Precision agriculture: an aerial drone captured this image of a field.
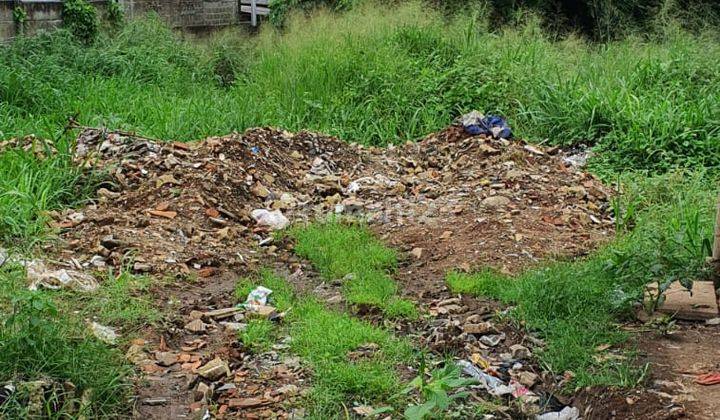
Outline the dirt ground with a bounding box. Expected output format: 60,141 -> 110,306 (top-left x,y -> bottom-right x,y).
39,126 -> 718,418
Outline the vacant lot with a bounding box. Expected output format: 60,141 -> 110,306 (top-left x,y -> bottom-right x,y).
1,1 -> 718,419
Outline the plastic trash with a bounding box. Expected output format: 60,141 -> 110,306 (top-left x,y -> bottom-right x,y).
26,260 -> 99,292
250,209 -> 290,230
480,332 -> 505,347
459,110 -> 512,139
0,248 -> 7,268
457,360 -> 513,396
243,286 -> 273,306
536,406 -> 580,420
89,322 -> 118,345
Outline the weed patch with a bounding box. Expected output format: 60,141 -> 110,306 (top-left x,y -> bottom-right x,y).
0,144 -> 93,244
0,270 -> 131,417
448,172 -> 717,387
291,218 -> 417,318
56,270 -> 160,333
235,270 -> 413,416
241,319 -> 276,353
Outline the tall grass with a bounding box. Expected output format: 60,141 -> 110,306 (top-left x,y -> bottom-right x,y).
1,4 -> 718,175
0,141 -> 91,244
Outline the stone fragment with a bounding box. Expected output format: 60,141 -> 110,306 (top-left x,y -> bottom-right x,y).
194,382 -> 211,402
510,344 -> 531,360
409,247 -> 423,259
462,322 -> 495,335
197,358 -> 230,381
184,319 -> 207,333
251,182 -> 271,198
155,352 -> 178,367
203,307 -> 242,320
228,397 -> 269,408
481,195 -> 510,208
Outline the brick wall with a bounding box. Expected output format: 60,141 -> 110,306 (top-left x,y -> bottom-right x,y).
0,0 -> 240,41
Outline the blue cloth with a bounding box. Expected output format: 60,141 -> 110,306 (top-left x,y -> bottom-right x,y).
461,111 -> 512,139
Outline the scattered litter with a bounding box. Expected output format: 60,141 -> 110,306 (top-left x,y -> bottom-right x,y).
480,333 -> 505,347
243,286 -> 273,306
26,260 -> 99,292
88,322 -> 118,345
250,209 -> 289,230
457,360 -> 512,396
536,406 -> 580,420
458,110 -> 512,139
0,248 -> 7,268
706,317 -> 720,325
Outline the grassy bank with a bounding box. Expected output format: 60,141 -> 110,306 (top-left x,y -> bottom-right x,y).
0,264 -> 135,418
448,172 -> 717,387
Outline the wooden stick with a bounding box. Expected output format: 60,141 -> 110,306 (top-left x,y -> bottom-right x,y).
713,191 -> 720,267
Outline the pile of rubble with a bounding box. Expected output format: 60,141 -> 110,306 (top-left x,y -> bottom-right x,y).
35,124 -> 623,418
52,125 -> 613,282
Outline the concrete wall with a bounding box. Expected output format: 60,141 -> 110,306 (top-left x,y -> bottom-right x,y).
0,0 -> 241,41
120,0 -> 239,29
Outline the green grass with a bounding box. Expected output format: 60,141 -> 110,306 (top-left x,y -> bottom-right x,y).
240,319 -> 276,353
0,142 -> 93,244
291,218 -> 417,319
448,171 -> 717,387
1,4 -> 718,175
56,270 -> 160,334
0,264 -> 131,418
235,270 -> 413,417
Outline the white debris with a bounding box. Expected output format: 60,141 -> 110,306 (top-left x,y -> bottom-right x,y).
89,322 -> 118,345
250,209 -> 289,230
26,260 -> 99,292
536,406 -> 580,420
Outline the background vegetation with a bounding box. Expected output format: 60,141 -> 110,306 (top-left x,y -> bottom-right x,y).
1,2 -> 719,180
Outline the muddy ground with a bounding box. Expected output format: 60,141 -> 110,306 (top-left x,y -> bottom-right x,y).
39,126 -> 715,418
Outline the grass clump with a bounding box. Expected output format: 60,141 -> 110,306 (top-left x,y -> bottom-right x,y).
57,270 -> 160,333
0,143 -> 92,244
235,268 -> 295,312
235,270 -> 413,416
291,218 -> 417,319
241,319 -> 276,353
448,171 -> 717,387
0,265 -> 131,417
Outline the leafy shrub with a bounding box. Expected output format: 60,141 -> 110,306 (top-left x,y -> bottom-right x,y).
12,6 -> 27,35
105,0 -> 125,28
63,0 -> 99,43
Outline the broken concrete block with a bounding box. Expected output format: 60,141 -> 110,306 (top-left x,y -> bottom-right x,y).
656,281 -> 719,321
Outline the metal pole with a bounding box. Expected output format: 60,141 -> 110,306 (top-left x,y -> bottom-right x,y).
251,0 -> 257,27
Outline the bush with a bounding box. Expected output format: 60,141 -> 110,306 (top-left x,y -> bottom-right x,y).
63,0 -> 99,43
